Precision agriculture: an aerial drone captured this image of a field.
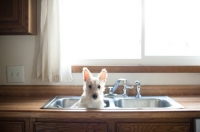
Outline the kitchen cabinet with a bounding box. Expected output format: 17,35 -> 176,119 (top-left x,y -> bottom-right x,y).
0,118 -> 29,132
34,122 -> 107,132
117,123 -> 190,132
31,118 -> 192,132
0,117 -> 192,132
32,118 -> 109,132
0,118 -> 192,132
0,0 -> 37,35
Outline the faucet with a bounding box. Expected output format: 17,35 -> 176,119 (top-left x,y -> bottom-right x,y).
105,78 -> 133,97
112,78 -> 127,93
135,80 -> 141,98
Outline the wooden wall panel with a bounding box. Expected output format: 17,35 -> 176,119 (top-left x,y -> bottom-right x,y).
72,66 -> 200,73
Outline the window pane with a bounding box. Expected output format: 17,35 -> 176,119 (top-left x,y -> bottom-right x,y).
60,0 -> 141,59
145,0 -> 200,56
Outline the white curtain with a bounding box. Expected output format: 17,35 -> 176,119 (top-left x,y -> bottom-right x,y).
37,0 -> 73,82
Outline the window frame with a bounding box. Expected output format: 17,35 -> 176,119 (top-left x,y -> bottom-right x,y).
67,0 -> 200,68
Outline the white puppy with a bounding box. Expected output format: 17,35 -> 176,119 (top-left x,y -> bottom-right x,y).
71,67 -> 107,109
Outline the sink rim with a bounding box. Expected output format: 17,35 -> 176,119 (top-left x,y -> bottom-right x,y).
41,96 -> 184,110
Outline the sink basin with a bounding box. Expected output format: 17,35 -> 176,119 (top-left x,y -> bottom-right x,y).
114,96 -> 184,109
41,96 -> 115,109
41,96 -> 184,109
41,96 -> 80,109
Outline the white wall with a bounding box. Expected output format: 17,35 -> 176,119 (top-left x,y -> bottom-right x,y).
0,0 -> 200,86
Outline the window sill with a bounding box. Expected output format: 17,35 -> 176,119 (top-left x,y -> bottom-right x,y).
72,66 -> 200,73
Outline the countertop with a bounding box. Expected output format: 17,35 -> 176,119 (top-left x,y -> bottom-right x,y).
0,96 -> 200,119
0,85 -> 200,119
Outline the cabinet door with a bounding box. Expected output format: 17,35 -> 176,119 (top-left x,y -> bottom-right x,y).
0,118 -> 30,132
34,122 -> 107,132
0,0 -> 37,35
117,123 -> 190,132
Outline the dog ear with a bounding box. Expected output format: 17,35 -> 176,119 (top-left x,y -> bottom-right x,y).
98,69 -> 107,82
83,67 -> 91,81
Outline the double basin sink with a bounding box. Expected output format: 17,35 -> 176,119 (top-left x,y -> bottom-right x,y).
41,96 -> 184,109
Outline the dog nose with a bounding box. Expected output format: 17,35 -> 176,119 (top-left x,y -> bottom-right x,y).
92,94 -> 98,100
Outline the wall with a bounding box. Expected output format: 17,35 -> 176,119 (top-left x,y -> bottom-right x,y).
0,0 -> 200,86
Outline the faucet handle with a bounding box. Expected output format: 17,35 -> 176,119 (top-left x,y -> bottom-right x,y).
135,80 -> 140,85
104,86 -> 118,97
108,87 -> 114,94
125,85 -> 134,89
123,85 -> 134,97
135,80 -> 141,98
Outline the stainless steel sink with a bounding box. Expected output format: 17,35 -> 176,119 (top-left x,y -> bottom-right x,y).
41,96 -> 184,109
114,96 -> 184,109
41,96 -> 80,109
41,96 -> 115,109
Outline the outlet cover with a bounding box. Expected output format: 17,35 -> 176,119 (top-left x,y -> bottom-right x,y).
7,66 -> 25,83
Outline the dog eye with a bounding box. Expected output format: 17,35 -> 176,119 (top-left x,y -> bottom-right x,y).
97,85 -> 101,89
88,85 -> 92,89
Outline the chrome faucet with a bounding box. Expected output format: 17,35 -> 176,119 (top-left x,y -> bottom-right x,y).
105,78 -> 133,97
112,78 -> 127,93
135,80 -> 141,98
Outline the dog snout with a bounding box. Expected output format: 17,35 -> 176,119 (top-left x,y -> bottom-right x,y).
92,94 -> 98,100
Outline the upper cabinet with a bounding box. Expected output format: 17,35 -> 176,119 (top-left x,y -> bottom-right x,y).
0,0 -> 37,35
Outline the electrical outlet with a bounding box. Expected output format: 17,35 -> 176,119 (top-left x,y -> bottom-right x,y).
6,66 -> 25,83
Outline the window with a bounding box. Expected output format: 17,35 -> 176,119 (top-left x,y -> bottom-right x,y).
145,0 -> 200,56
59,0 -> 200,66
60,0 -> 141,60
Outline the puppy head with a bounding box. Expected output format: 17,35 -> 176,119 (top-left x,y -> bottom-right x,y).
83,67 -> 107,100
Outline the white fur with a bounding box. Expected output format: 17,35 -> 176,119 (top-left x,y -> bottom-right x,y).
71,67 -> 107,109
